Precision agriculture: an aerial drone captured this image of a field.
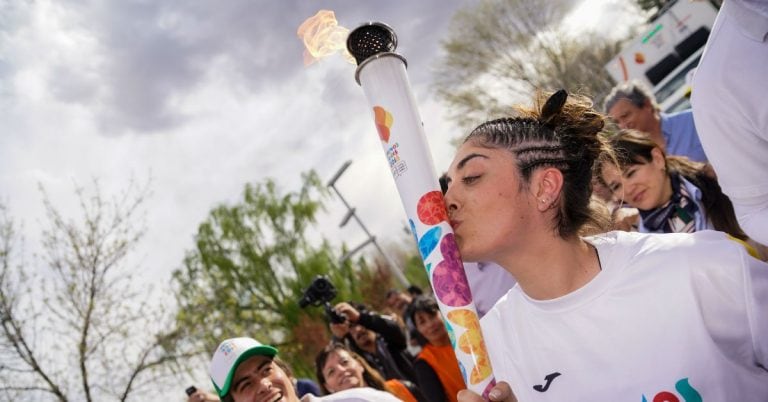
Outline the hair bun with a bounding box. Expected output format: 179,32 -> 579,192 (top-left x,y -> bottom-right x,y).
540,89 -> 568,127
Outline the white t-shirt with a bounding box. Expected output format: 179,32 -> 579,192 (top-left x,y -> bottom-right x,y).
301,387 -> 402,402
481,230 -> 768,401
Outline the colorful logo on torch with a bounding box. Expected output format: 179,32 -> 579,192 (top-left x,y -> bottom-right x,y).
375,105 -> 408,178
373,106 -> 393,143
447,309 -> 493,385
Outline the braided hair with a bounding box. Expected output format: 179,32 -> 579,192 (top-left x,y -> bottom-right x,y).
464,90 -> 611,238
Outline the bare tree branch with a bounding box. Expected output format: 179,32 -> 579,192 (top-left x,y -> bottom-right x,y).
0,180 -> 193,401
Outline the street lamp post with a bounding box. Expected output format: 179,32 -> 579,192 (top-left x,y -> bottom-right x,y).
328,160 -> 409,287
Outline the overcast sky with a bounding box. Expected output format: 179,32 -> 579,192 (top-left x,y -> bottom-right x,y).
1,0 -> 475,288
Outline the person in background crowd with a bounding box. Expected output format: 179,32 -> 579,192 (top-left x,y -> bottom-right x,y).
599,130 -> 765,259
315,342 -> 425,402
209,337 -> 400,402
447,90 -> 768,401
406,296 -> 465,402
384,288 -> 424,357
189,353 -> 321,401
329,301 -> 418,383
461,261 -> 517,318
604,81 -> 707,163
188,359 -> 321,402
691,0 -> 768,245
406,285 -> 423,298
385,289 -> 412,318
279,359 -> 323,398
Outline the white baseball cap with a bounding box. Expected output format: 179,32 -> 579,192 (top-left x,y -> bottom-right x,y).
209,337 -> 278,397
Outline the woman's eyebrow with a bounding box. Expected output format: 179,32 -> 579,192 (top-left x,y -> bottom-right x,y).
456,153 -> 488,170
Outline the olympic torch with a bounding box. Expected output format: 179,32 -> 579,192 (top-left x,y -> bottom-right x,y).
346,22 -> 495,398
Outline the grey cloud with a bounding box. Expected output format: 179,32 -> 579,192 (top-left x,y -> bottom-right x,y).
48,64 -> 99,105
13,0 -> 466,135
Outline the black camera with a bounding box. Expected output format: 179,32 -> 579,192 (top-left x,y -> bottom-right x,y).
299,276 -> 346,324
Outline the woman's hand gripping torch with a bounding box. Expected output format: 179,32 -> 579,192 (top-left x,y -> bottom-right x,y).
346,22 -> 496,399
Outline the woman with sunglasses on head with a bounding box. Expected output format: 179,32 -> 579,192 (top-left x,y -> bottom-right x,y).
447,90 -> 768,402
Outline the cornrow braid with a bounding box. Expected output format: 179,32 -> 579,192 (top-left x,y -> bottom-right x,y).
464,90 -> 611,238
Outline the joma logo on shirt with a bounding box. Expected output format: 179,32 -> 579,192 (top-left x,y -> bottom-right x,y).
642,378 -> 702,402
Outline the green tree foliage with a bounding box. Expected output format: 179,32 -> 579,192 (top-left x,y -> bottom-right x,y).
0,182 -> 191,402
433,0 -> 634,134
172,171 -> 375,376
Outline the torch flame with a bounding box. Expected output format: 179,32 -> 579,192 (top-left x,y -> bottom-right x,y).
297,10 -> 355,66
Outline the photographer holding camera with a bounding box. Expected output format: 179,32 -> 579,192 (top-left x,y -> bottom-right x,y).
328,301 -> 418,385
299,276 -> 418,385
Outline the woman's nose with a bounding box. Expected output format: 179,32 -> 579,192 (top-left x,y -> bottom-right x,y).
444,189 -> 458,215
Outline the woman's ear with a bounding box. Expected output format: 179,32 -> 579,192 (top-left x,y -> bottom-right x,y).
650,147 -> 666,170
534,167 -> 564,211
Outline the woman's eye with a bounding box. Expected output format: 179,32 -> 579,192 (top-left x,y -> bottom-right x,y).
462,175 -> 480,184
624,169 -> 636,179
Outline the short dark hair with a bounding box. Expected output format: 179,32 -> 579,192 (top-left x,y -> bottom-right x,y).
406,285 -> 423,296
405,295 -> 440,346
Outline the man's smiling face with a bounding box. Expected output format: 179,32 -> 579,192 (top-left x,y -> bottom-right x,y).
230,355 -> 299,402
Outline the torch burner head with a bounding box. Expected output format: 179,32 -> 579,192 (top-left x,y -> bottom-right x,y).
346,22 -> 398,65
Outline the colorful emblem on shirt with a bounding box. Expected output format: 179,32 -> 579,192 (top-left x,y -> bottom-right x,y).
641,378 -> 702,402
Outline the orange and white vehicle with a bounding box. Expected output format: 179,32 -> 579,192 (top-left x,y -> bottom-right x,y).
604,0 -> 719,112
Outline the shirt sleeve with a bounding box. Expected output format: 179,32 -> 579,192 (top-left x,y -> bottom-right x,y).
742,245 -> 768,368
692,232 -> 768,371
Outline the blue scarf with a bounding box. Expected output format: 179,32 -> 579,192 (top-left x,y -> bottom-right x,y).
639,174 -> 698,233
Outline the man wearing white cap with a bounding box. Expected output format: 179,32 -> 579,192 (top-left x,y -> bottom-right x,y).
209,337 -> 403,402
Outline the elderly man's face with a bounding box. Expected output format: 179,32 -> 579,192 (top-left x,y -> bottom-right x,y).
608,98 -> 658,135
